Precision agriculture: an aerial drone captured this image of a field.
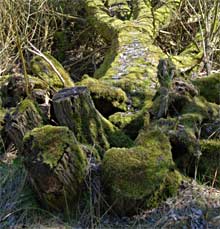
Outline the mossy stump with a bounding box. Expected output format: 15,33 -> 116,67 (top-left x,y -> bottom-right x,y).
23,125 -> 87,212
53,86 -> 110,154
102,130 -> 181,215
4,99 -> 43,152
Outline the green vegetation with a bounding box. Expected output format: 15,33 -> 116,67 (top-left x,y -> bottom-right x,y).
31,53 -> 74,89
23,125 -> 88,211
192,73 -> 220,104
0,0 -> 220,227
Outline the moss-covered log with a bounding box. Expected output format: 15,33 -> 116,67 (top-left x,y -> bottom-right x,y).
83,0 -> 204,112
31,53 -> 74,89
22,125 -> 87,212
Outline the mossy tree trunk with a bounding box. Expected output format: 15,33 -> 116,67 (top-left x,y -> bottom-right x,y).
84,0 -> 203,107
22,125 -> 88,212
53,86 -> 110,154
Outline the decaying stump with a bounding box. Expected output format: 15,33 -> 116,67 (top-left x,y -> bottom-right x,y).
53,87 -> 109,153
53,87 -> 110,153
53,86 -> 133,154
4,99 -> 43,152
23,125 -> 88,211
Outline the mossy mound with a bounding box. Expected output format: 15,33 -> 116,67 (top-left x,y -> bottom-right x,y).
192,73 -> 220,104
31,53 -> 74,89
198,140 -> 220,187
181,96 -> 219,120
102,132 -> 179,215
135,128 -> 171,150
23,125 -> 87,211
78,76 -> 128,116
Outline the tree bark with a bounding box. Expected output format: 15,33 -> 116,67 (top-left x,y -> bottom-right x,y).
4,99 -> 43,152
22,125 -> 88,212
53,87 -> 110,154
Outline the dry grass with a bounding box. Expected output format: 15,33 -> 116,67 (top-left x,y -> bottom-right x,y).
157,0 -> 220,74
0,0 -> 83,76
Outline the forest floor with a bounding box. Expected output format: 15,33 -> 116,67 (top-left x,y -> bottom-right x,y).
11,181 -> 220,229
1,135 -> 220,229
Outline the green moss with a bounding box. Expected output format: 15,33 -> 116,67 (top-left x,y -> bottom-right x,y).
18,98 -> 40,114
0,108 -> 6,127
192,73 -> 220,104
100,114 -> 134,148
107,130 -> 134,148
78,75 -> 128,112
198,140 -> 220,186
92,28 -> 163,111
147,170 -> 182,208
102,130 -> 177,214
29,75 -> 48,90
24,125 -> 86,170
31,53 -> 74,89
23,125 -> 87,211
135,128 -> 171,152
109,109 -> 149,139
181,96 -> 219,120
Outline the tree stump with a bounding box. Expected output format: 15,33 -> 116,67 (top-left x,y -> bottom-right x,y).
53,87 -> 110,154
4,99 -> 43,152
23,125 -> 88,212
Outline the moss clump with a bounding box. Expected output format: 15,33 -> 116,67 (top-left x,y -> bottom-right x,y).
23,125 -> 86,170
78,75 -> 128,116
99,113 -> 134,149
181,96 -> 219,119
109,108 -> 150,139
31,53 -> 74,89
18,98 -> 40,114
135,128 -> 171,151
198,140 -> 220,187
102,132 -> 177,215
192,73 -> 220,104
23,125 -> 87,211
147,170 -> 182,208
